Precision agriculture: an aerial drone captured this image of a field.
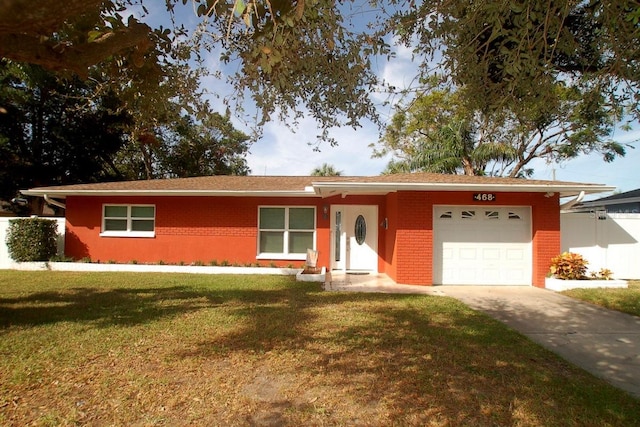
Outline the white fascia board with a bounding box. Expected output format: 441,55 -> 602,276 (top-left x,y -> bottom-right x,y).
312,182 -> 615,197
21,189 -> 319,198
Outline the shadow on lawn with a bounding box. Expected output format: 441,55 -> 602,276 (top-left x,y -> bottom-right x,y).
1,278 -> 638,425
175,289 -> 640,425
0,284 -> 308,329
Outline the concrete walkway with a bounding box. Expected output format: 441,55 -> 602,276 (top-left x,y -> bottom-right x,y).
325,273 -> 640,398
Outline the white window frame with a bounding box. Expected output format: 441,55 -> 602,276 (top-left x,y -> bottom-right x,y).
100,204 -> 156,238
257,206 -> 316,260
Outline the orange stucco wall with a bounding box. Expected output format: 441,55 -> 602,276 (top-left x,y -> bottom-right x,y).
64,196 -> 332,267
63,190 -> 560,287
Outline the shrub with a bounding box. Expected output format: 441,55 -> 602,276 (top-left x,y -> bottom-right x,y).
591,268 -> 614,280
6,218 -> 59,262
549,252 -> 588,280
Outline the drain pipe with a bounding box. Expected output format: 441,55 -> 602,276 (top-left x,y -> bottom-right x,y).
559,191 -> 585,211
44,194 -> 66,210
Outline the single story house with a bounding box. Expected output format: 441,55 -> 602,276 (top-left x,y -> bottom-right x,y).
566,188 -> 640,214
22,173 -> 613,287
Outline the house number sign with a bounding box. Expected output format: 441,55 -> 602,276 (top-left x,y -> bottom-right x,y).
473,193 -> 496,202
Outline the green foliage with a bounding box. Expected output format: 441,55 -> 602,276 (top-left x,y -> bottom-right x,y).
310,163 -> 343,176
6,218 -> 59,262
0,61 -> 131,210
394,0 -> 640,122
157,114 -> 250,178
2,0 -> 638,170
375,81 -> 629,177
563,281 -> 640,317
550,252 -> 589,280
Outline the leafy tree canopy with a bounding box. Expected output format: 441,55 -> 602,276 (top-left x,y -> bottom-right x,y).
374,77 -> 629,177
1,0 -> 638,162
0,58 -> 249,214
310,163 -> 343,176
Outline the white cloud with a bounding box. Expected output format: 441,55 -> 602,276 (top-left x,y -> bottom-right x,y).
247,114 -> 390,176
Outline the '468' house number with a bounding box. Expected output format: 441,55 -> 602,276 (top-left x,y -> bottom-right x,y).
473,193 -> 496,202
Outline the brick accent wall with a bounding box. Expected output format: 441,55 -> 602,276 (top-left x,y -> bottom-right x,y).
386,191 -> 561,287
392,192 -> 432,284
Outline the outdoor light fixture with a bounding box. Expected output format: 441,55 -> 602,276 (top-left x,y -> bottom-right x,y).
380,218 -> 388,229
322,205 -> 329,220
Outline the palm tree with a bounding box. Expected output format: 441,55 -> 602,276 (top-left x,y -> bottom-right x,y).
311,163 -> 343,176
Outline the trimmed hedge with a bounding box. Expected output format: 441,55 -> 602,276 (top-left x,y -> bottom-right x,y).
6,218 -> 59,262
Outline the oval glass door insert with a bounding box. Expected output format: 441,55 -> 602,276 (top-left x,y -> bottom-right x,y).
354,215 -> 366,245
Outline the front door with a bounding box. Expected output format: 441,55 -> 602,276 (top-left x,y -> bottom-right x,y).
331,205 -> 378,272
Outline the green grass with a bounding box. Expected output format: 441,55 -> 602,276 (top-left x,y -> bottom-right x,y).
0,271 -> 638,426
562,280 -> 640,317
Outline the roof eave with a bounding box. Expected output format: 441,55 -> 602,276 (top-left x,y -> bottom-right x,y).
312,182 -> 615,198
20,189 -> 319,199
579,196 -> 640,207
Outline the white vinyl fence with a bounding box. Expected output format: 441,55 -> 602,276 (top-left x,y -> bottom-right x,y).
0,217 -> 65,269
561,212 -> 640,280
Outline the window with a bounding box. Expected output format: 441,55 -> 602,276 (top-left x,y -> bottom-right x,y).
485,210 -> 499,220
461,210 -> 476,219
258,207 -> 315,259
439,211 -> 453,219
101,204 -> 155,237
354,215 -> 366,245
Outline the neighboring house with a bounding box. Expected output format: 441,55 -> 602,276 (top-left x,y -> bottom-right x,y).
568,188 -> 640,214
561,188 -> 640,279
22,173 -> 612,287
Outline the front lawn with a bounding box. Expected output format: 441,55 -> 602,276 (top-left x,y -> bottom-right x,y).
562,280 -> 640,317
0,271 -> 638,426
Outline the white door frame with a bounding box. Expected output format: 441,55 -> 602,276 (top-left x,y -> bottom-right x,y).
330,205 -> 378,272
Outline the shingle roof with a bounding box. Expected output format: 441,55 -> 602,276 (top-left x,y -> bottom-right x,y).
574,187 -> 640,209
21,172 -> 613,198
583,188 -> 640,203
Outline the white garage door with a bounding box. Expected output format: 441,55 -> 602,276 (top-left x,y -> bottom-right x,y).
433,206 -> 532,285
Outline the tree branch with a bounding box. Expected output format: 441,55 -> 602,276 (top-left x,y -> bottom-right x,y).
0,22 -> 152,77
0,0 -> 104,34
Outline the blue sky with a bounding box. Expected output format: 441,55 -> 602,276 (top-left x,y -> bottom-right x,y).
135,3 -> 640,196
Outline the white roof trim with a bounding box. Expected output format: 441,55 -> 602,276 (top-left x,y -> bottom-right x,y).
21,180 -> 615,199
21,189 -> 319,199
311,181 -> 615,198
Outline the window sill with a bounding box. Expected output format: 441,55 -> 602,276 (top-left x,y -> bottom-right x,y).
100,231 -> 155,238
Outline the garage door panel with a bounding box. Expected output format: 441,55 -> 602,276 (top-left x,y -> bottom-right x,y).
459,268 -> 480,282
482,248 -> 501,260
482,269 -> 501,282
506,248 -> 526,261
459,247 -> 478,260
434,206 -> 532,285
505,269 -> 526,281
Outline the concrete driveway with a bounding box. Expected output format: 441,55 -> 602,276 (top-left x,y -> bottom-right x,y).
437,286 -> 640,399
326,273 -> 640,398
